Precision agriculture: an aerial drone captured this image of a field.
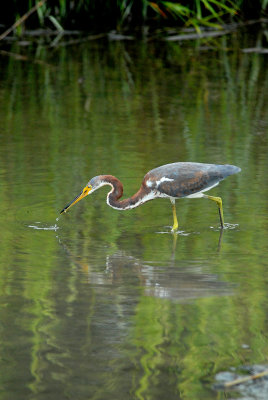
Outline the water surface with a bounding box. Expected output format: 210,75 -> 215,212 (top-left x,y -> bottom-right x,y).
0,28 -> 268,399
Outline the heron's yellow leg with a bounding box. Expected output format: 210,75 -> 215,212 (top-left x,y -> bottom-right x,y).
204,195 -> 224,228
170,200 -> 178,231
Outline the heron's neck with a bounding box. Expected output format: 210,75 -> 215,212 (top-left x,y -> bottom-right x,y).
100,175 -> 152,210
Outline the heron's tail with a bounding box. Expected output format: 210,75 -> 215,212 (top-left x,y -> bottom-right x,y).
219,164 -> 241,178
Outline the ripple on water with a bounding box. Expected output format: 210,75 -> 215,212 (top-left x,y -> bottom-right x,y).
27,221 -> 59,231
156,226 -> 200,236
209,223 -> 240,231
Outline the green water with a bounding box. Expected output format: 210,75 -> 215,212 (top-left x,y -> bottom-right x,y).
0,29 -> 268,399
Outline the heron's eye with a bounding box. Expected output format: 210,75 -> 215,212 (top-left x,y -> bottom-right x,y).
84,186 -> 92,194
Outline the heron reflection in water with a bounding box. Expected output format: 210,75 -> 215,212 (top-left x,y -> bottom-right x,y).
60,162 -> 241,231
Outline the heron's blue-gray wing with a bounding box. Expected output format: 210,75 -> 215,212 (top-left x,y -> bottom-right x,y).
145,162 -> 240,198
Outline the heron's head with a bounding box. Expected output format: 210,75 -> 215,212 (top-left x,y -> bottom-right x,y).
60,176 -> 106,214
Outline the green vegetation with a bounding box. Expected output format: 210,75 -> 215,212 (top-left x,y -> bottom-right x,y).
0,0 -> 267,36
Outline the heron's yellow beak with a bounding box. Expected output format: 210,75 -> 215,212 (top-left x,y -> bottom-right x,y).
60,186 -> 91,214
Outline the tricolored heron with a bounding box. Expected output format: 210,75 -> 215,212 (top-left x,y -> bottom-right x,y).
60,162 -> 241,231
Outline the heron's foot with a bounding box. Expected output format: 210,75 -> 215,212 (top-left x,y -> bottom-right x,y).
204,195 -> 224,228
171,202 -> 179,232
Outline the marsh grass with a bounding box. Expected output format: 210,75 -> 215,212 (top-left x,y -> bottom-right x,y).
0,1 -> 267,36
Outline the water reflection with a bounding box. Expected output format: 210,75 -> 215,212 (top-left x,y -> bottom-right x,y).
0,27 -> 268,400
106,251 -> 233,301
59,236 -> 234,303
